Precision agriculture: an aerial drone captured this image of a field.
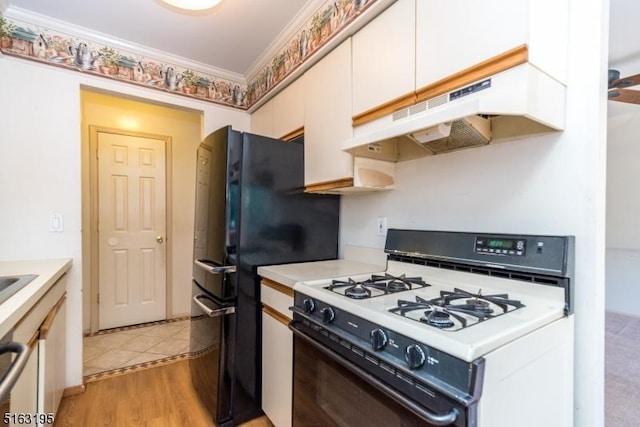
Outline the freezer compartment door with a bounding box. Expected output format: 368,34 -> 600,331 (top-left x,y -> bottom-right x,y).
189,281 -> 236,425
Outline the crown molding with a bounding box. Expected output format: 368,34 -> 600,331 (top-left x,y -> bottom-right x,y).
245,0 -> 325,81
246,0 -> 397,112
4,0 -> 396,111
5,6 -> 245,83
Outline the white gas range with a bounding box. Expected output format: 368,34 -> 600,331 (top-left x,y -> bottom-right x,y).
290,230 -> 574,427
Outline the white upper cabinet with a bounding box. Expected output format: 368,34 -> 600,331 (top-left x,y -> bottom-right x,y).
250,98 -> 275,138
415,0 -> 568,89
303,39 -> 354,189
352,0 -> 416,118
272,77 -> 304,140
251,77 -> 305,140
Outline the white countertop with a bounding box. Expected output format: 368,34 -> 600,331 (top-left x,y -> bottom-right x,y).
258,259 -> 386,288
0,258 -> 72,339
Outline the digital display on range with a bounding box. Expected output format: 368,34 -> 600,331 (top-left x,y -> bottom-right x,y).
475,237 -> 526,256
487,239 -> 514,249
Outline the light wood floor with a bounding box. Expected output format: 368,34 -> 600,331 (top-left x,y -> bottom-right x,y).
55,360 -> 272,427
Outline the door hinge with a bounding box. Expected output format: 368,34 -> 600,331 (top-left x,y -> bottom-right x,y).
97,293 -> 100,304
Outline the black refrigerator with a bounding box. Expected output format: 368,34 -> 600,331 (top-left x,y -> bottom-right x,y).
189,126 -> 340,426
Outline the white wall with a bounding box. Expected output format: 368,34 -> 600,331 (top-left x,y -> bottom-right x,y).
340,1 -> 609,425
0,56 -> 250,389
606,56 -> 640,315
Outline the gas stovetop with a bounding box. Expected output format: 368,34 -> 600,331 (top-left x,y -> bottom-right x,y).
325,271 -> 525,331
293,260 -> 566,362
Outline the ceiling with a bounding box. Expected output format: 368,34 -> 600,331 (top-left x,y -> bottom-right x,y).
609,0 -> 640,66
6,0 -> 310,76
5,0 -> 639,77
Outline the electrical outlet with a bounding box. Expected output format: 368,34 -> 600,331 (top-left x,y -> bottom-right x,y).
376,216 -> 387,236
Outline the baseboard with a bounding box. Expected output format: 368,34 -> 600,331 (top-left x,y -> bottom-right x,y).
170,313 -> 190,320
63,384 -> 86,397
84,316 -> 190,337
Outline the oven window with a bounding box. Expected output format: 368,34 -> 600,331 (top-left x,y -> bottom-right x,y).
293,336 -> 433,427
317,361 -> 402,426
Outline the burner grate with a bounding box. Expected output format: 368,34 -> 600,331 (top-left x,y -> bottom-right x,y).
389,290 -> 524,331
325,273 -> 430,299
435,288 -> 524,313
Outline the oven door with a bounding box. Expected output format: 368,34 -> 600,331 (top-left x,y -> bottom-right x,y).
290,322 -> 465,427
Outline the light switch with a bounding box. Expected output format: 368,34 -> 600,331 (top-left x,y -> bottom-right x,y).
376,216 -> 387,236
49,213 -> 64,232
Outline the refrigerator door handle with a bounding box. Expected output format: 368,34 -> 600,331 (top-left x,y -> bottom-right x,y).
193,294 -> 236,318
194,259 -> 237,275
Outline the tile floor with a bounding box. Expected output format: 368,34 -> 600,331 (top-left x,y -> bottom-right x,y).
83,319 -> 190,379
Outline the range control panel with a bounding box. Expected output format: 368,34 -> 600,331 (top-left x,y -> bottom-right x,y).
475,236 -> 527,256
386,229 -> 574,278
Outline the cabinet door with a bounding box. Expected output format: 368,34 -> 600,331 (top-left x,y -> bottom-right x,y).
416,0 -> 528,88
9,340 -> 38,426
251,77 -> 305,140
8,276 -> 66,426
303,39 -> 353,187
352,0 -> 416,117
250,99 -> 275,138
38,297 -> 67,418
261,311 -> 293,427
272,77 -> 304,140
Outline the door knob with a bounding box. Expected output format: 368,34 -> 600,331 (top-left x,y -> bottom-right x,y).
156,236 -> 164,243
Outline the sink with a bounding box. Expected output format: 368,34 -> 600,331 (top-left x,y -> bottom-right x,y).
0,274 -> 38,305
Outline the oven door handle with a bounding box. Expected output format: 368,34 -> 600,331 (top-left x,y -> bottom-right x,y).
193,294 -> 236,318
0,342 -> 31,404
289,321 -> 459,426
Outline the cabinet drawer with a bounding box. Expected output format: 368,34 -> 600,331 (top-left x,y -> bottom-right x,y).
261,279 -> 294,320
13,275 -> 66,344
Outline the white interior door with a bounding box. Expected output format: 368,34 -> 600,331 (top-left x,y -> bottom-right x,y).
97,131 -> 167,330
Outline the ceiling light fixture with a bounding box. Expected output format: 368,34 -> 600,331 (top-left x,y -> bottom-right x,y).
160,0 -> 222,11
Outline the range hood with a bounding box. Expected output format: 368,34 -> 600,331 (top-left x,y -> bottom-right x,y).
344,62 -> 566,162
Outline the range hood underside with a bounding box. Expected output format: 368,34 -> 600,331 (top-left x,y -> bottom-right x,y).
349,115 -> 557,162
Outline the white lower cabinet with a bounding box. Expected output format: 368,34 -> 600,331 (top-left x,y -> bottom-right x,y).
37,296 -> 66,417
9,275 -> 67,426
8,340 -> 39,424
260,280 -> 293,427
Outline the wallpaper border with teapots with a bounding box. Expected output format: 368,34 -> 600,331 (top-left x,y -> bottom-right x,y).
0,0 -> 380,111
